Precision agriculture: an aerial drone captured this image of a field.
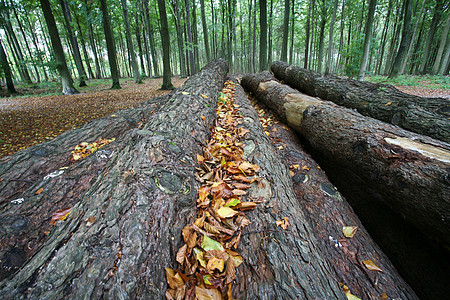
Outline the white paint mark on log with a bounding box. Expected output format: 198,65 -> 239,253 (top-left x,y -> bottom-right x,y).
384,137 -> 450,163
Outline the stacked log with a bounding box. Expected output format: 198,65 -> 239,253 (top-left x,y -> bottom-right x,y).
241,72 -> 450,253
271,61 -> 450,143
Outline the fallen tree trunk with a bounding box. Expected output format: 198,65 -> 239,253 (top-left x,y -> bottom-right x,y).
241,72 -> 450,251
0,59 -> 228,298
271,61 -> 450,143
242,92 -> 418,299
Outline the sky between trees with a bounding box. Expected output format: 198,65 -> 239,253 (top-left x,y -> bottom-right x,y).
0,0 -> 449,94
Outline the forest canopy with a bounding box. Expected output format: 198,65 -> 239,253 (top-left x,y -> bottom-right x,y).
0,0 -> 449,94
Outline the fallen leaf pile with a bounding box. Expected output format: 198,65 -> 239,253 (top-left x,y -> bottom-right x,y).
71,138 -> 115,161
166,80 -> 261,299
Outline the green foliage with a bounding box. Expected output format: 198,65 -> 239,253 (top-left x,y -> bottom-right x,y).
368,75 -> 450,90
340,35 -> 364,78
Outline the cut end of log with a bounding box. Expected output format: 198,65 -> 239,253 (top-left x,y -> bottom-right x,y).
384,137 -> 450,163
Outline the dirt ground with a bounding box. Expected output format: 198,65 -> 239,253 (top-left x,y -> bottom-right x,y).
0,78 -> 448,159
0,77 -> 186,159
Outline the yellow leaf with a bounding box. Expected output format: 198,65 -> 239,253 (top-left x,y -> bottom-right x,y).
181,91 -> 189,95
362,260 -> 383,272
290,170 -> 295,177
385,101 -> 392,106
35,187 -> 44,195
343,226 -> 358,238
276,217 -> 291,230
345,292 -> 362,300
50,207 -> 73,225
194,247 -> 207,267
201,235 -> 224,251
201,94 -> 208,98
194,286 -> 222,300
217,207 -> 238,218
201,115 -> 206,121
207,257 -> 225,272
197,154 -> 205,163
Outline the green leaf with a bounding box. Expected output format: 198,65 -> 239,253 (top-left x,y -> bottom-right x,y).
225,198 -> 241,207
201,235 -> 224,252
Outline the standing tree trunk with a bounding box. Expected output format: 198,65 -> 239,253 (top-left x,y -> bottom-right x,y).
252,0 -> 257,72
389,0 -> 412,78
304,0 -> 312,69
259,0 -> 267,71
432,13 -> 450,74
288,0 -> 295,64
325,0 -> 339,75
135,12 -> 147,77
74,16 -> 95,80
419,0 -> 443,74
121,0 -> 142,83
376,0 -> 392,74
200,0 -> 210,63
143,0 -> 160,77
280,0 -> 289,61
83,0 -> 101,79
267,0 -> 273,66
23,16 -> 49,82
316,0 -> 327,73
358,0 -> 377,80
192,0 -> 200,73
438,33 -> 450,75
0,39 -> 17,94
184,0 -> 195,75
39,0 -> 78,95
157,0 -> 174,89
99,0 -> 121,89
384,6 -> 402,75
171,0 -> 186,77
400,0 -> 425,74
59,0 -> 87,86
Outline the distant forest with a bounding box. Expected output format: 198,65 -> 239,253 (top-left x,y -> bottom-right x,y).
0,0 -> 449,94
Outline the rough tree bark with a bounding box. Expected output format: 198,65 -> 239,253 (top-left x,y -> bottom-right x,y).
157,0 -> 174,90
0,39 -> 17,94
241,72 -> 450,250
0,59 -> 228,298
251,92 -> 418,299
271,61 -> 450,142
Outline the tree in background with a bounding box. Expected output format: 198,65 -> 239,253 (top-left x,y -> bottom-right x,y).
157,0 -> 174,89
358,0 -> 377,81
99,0 -> 121,89
389,0 -> 412,78
121,0 -> 142,84
39,0 -> 78,95
280,0 -> 289,62
259,0 -> 267,71
0,38 -> 17,94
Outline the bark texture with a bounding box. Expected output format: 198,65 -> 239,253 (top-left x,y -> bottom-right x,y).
0,59 -> 228,298
271,61 -> 450,143
251,95 -> 418,299
241,72 -> 450,250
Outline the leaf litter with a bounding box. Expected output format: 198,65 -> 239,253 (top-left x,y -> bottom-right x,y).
166,80 -> 261,299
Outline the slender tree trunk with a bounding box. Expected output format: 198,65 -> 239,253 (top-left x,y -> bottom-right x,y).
259,0 -> 267,71
143,0 -> 160,77
400,0 -> 425,74
140,9 -> 152,77
39,0 -> 78,94
83,0 -> 101,79
419,0 -> 443,74
247,0 -> 253,72
121,0 -> 142,83
99,0 -> 121,89
172,0 -> 186,77
0,39 -> 17,94
325,0 -> 339,75
317,3 -> 327,73
157,0 -> 174,89
73,16 -> 94,79
438,36 -> 450,75
135,12 -> 146,77
252,0 -> 257,72
432,13 -> 450,74
184,0 -> 195,75
11,3 -> 40,83
308,0 -> 316,69
335,0 -> 345,72
267,0 -> 273,66
192,0 -> 200,72
384,7 -> 402,74
2,3 -> 32,84
59,0 -> 87,86
200,0 -> 210,62
304,0 -> 312,69
210,0 -> 216,58
376,0 -> 392,74
289,0 -> 295,64
389,0 -> 412,78
358,0 -> 377,80
23,16 -> 49,82
281,0 -> 290,61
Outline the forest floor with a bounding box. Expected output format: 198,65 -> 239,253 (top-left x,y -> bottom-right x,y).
0,76 -> 448,159
0,77 -> 186,159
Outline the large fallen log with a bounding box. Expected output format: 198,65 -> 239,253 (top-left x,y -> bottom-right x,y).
271,61 -> 450,142
241,72 -> 450,252
0,59 -> 228,298
245,95 -> 418,299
